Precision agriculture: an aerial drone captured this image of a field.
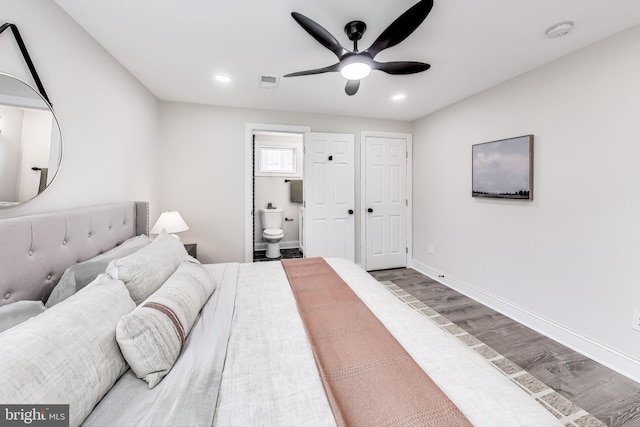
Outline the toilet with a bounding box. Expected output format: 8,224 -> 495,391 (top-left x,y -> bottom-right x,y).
259,208 -> 284,259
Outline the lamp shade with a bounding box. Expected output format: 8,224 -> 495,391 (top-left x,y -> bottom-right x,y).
150,211 -> 189,235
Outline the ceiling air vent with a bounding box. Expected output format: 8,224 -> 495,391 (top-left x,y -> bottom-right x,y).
259,75 -> 279,90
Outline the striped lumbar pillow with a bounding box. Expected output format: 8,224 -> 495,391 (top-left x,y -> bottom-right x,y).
115,259 -> 216,388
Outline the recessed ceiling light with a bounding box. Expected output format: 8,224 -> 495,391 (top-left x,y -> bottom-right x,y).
545,21 -> 574,39
214,74 -> 231,83
391,94 -> 406,102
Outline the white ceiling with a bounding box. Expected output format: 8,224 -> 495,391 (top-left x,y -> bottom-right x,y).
54,0 -> 640,121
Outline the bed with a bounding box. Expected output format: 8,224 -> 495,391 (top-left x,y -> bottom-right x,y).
0,202 -> 562,427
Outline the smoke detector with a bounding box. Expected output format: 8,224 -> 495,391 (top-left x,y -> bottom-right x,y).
545,21 -> 574,39
259,75 -> 279,89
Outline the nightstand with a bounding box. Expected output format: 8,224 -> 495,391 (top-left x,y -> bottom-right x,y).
184,243 -> 197,259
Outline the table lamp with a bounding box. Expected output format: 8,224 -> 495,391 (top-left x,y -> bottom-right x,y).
150,211 -> 189,240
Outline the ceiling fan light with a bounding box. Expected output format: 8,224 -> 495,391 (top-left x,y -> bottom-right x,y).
214,74 -> 231,83
340,62 -> 372,80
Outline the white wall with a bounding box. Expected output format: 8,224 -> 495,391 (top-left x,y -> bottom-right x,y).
412,25 -> 640,381
0,105 -> 24,201
0,0 -> 159,219
18,109 -> 52,201
158,101 -> 411,263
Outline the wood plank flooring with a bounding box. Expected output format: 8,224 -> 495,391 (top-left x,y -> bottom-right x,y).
369,268 -> 640,427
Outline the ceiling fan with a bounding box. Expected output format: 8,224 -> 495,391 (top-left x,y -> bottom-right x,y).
284,0 -> 434,96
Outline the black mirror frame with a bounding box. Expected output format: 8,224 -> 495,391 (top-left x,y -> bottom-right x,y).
0,22 -> 50,105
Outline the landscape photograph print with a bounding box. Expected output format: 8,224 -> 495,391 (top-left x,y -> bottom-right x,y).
472,135 -> 533,200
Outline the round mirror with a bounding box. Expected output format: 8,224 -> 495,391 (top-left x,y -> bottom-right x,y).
0,72 -> 62,208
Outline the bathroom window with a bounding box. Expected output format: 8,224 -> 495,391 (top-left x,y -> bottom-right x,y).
257,145 -> 298,176
259,146 -> 296,174
254,132 -> 303,178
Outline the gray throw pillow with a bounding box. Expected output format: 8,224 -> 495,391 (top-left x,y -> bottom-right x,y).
46,234 -> 152,307
0,300 -> 46,333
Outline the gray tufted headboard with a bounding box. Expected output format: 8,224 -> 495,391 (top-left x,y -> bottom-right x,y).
0,202 -> 149,306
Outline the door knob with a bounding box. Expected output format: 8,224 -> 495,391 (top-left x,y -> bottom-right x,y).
328,155 -> 333,161
348,209 -> 354,215
367,208 -> 373,213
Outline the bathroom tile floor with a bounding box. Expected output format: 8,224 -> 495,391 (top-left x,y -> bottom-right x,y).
253,248 -> 303,262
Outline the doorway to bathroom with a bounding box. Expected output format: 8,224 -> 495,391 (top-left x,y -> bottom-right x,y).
249,126 -> 307,262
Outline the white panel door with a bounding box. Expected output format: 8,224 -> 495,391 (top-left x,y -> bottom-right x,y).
365,135 -> 407,270
304,132 -> 355,261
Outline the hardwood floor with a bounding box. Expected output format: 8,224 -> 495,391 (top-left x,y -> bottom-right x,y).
369,268 -> 640,427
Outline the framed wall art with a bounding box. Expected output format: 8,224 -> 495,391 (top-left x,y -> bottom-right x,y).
472,135 -> 533,200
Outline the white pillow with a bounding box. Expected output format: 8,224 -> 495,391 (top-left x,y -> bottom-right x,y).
106,231 -> 188,304
0,300 -> 46,332
0,274 -> 136,426
46,234 -> 152,307
116,260 -> 217,388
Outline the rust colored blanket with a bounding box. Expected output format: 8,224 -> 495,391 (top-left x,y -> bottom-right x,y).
281,258 -> 472,427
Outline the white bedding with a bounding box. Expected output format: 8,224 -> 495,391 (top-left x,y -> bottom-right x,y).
213,261 -> 334,427
214,259 -> 562,427
85,258 -> 561,426
84,263 -> 239,427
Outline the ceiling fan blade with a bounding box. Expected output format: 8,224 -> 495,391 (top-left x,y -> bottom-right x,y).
364,0 -> 434,58
284,63 -> 340,78
291,12 -> 349,59
345,80 -> 360,96
373,60 -> 431,75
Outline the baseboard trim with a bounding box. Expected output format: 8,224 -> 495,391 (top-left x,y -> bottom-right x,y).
411,260 -> 640,384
